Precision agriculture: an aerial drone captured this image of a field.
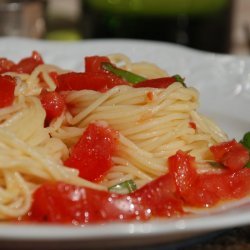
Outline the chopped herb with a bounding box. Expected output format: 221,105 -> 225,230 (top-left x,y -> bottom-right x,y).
240,131 -> 250,150
209,161 -> 223,168
172,74 -> 187,87
101,62 -> 147,84
108,180 -> 137,194
245,162 -> 250,168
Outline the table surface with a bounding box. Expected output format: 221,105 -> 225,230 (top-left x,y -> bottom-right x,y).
116,226 -> 250,250
153,226 -> 250,250
181,226 -> 250,250
1,226 -> 248,250
121,226 -> 250,250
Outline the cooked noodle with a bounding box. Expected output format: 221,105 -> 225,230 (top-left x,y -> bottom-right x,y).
0,53 -> 228,220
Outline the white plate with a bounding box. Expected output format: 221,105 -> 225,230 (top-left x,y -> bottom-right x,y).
0,37 -> 250,249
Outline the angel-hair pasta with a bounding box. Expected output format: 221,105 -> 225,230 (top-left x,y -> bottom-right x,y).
0,53 -> 228,221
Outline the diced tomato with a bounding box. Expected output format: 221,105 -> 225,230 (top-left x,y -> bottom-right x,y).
64,123 -> 118,182
85,56 -> 110,73
0,58 -> 15,74
185,168 -> 250,207
29,182 -> 115,223
56,72 -> 127,92
32,51 -> 44,63
28,173 -> 183,224
133,173 -> 183,218
168,150 -> 250,207
228,168 -> 250,198
210,140 -> 238,162
10,51 -> 44,74
168,150 -> 198,196
40,91 -> 65,122
210,140 -> 249,170
134,76 -> 176,88
168,151 -> 218,207
184,173 -> 226,207
0,75 -> 16,108
222,143 -> 249,170
27,149 -> 250,224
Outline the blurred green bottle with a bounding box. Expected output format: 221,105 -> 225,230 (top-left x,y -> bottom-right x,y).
82,0 -> 233,53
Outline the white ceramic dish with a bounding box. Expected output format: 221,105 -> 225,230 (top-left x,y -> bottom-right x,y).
0,37 -> 250,249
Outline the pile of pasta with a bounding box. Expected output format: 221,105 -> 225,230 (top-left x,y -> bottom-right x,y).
0,53 -> 227,220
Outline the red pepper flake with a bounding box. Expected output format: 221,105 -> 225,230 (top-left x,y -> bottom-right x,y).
146,91 -> 154,102
189,122 -> 196,130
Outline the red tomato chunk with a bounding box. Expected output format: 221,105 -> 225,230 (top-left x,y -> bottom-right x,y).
168,151 -> 197,196
56,72 -> 127,92
168,150 -> 250,207
85,56 -> 110,73
40,91 -> 65,122
0,58 -> 15,74
56,55 -> 128,92
134,77 -> 176,88
28,174 -> 183,224
210,140 -> 238,162
0,75 -> 16,108
210,140 -> 249,170
10,51 -> 44,74
27,150 -> 250,224
64,123 -> 118,182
